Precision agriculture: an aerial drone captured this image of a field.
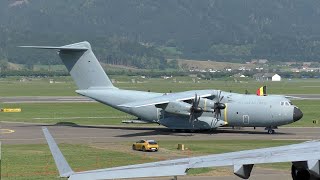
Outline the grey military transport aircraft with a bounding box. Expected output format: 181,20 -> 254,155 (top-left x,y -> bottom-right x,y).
22,42 -> 303,134
43,127 -> 320,180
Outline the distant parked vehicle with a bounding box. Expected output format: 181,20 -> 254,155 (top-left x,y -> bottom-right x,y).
132,140 -> 159,152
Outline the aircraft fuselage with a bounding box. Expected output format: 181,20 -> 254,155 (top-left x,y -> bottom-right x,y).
77,88 -> 302,130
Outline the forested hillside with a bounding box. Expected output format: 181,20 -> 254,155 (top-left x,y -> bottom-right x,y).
2,0 -> 320,68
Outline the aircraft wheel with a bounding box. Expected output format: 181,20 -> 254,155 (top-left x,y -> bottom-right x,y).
142,146 -> 146,152
267,129 -> 275,134
190,129 -> 195,133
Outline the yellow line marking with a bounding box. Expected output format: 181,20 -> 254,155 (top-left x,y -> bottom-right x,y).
0,129 -> 15,134
224,103 -> 228,124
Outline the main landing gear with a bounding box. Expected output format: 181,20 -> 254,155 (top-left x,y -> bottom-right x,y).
265,127 -> 277,134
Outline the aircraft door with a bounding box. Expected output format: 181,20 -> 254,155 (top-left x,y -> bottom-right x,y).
243,115 -> 249,125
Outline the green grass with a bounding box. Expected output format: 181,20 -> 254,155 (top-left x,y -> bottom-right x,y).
117,78 -> 320,95
158,139 -> 298,175
0,77 -> 77,96
33,65 -> 67,71
289,100 -> 320,127
158,139 -> 299,154
0,77 -> 320,96
1,140 -> 299,179
0,102 -> 134,125
1,144 -> 154,180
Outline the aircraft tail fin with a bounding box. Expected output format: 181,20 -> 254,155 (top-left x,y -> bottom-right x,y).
256,85 -> 267,96
42,127 -> 74,178
20,42 -> 114,90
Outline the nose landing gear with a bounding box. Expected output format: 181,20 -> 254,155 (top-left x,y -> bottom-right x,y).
265,127 -> 277,134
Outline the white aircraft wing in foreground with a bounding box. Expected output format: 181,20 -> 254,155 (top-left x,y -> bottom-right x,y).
42,127 -> 320,180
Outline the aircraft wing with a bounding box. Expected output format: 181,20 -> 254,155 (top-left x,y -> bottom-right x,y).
43,127 -> 320,180
118,90 -> 214,108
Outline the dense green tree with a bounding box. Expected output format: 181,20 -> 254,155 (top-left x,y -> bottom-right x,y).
2,0 -> 320,67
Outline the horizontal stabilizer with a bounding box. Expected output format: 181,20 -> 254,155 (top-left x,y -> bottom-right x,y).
19,46 -> 88,51
42,127 -> 74,178
20,41 -> 90,51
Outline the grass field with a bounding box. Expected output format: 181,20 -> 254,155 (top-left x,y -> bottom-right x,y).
1,77 -> 320,96
2,140 -> 298,180
0,102 -> 133,125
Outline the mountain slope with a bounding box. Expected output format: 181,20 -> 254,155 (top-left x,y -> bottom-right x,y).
1,0 -> 320,67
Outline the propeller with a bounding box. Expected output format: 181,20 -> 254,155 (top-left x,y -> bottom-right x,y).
189,94 -> 202,127
209,91 -> 226,132
213,90 -> 226,120
189,91 -> 226,129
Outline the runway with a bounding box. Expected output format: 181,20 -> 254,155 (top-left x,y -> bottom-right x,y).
0,94 -> 320,103
2,122 -> 320,144
0,96 -> 94,103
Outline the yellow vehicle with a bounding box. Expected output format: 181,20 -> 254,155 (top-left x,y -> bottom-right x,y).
132,140 -> 159,152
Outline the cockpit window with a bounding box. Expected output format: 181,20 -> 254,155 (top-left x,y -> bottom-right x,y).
281,101 -> 292,106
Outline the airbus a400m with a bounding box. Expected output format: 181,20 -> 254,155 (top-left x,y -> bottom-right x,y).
22,42 -> 303,134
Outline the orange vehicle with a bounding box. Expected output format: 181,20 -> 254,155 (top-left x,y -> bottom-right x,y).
132,140 -> 159,152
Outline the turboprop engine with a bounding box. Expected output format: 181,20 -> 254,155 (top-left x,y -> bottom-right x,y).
291,162 -> 320,180
163,101 -> 192,116
162,95 -> 226,118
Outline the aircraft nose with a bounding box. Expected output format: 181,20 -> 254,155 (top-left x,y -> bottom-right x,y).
293,107 -> 303,122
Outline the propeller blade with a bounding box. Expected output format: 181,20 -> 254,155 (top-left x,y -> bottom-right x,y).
197,96 -> 200,107
211,90 -> 225,120
220,95 -> 224,102
194,93 -> 198,107
192,94 -> 195,107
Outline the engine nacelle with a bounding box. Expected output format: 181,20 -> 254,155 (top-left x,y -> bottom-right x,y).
197,98 -> 225,110
291,161 -> 320,180
197,98 -> 215,109
163,101 -> 192,116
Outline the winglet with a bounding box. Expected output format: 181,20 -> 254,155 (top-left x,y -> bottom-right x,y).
42,127 -> 74,177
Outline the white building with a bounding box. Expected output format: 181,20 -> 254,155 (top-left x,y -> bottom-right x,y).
272,74 -> 281,81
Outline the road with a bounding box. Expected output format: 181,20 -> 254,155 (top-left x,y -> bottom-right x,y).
2,122 -> 320,144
